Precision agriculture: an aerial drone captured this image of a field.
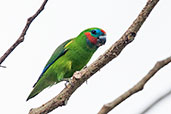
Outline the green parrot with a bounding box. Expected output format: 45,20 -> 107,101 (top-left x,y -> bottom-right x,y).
26,27 -> 106,101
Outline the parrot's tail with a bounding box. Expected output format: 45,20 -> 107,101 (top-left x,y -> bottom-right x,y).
26,87 -> 41,101
26,79 -> 57,101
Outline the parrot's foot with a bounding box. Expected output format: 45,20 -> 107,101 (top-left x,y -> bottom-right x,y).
62,78 -> 71,82
73,71 -> 83,79
83,65 -> 87,69
73,65 -> 87,79
73,71 -> 89,85
63,78 -> 73,87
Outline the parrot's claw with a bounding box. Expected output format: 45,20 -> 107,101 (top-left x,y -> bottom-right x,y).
73,71 -> 88,84
83,65 -> 87,69
63,78 -> 72,87
62,78 -> 71,82
73,71 -> 82,79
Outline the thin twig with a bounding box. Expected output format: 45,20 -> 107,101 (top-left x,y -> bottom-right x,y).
0,0 -> 48,66
29,0 -> 160,114
98,56 -> 171,114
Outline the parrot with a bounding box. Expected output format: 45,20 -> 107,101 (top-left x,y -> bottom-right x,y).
26,27 -> 106,101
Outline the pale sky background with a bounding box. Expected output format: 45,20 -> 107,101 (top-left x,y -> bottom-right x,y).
0,0 -> 171,114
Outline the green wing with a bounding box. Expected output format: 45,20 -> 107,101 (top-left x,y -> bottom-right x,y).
33,39 -> 73,87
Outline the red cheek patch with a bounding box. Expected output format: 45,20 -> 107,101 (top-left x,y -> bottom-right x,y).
84,32 -> 97,44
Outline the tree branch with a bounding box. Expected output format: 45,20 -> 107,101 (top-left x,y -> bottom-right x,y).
98,56 -> 171,114
29,0 -> 160,114
0,0 -> 48,66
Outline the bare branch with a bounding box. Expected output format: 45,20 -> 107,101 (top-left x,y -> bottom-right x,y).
29,0 -> 160,114
98,56 -> 171,114
0,0 -> 48,66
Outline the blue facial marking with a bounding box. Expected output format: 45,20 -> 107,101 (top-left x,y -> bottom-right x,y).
90,29 -> 102,37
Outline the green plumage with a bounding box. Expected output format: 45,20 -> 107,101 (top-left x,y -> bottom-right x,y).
27,27 -> 106,101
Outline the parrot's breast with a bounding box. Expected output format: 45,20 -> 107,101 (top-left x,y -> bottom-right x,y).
54,39 -> 97,79
66,45 -> 95,72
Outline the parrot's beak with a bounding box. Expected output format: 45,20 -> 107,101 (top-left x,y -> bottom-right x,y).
96,35 -> 106,47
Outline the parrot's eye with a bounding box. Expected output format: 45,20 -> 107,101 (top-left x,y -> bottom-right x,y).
91,30 -> 97,35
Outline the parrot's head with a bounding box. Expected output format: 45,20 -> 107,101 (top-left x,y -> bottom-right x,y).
84,28 -> 106,48
77,27 -> 106,49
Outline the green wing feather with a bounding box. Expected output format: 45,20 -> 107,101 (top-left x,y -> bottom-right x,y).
26,39 -> 73,101
33,39 -> 73,87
